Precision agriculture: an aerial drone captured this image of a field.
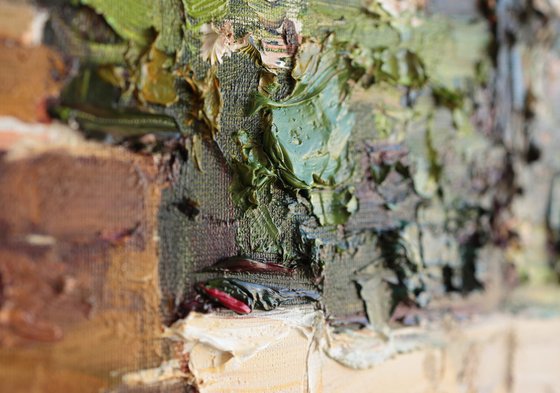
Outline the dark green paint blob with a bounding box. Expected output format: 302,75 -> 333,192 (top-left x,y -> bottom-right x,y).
202,278 -> 320,311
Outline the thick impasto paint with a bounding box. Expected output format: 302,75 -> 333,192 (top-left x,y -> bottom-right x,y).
2,0 -> 560,392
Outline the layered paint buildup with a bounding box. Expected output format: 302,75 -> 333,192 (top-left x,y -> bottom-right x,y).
30,0 -> 541,391
162,307 -> 438,392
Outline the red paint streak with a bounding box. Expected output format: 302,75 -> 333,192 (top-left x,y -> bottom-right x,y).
201,287 -> 251,314
36,98 -> 52,124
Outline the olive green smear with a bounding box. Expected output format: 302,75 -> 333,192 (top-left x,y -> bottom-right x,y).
230,129 -> 276,210
49,14 -> 129,65
183,0 -> 228,24
80,0 -> 183,53
139,46 -> 179,106
310,188 -> 358,226
54,106 -> 179,137
179,66 -> 223,139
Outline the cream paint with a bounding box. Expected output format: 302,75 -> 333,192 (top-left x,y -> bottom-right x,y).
121,360 -> 187,386
24,7 -> 49,46
0,118 -> 86,159
324,326 -> 434,369
165,308 -> 318,361
0,1 -> 48,45
113,310 -> 523,392
166,308 -> 317,393
163,307 -> 439,392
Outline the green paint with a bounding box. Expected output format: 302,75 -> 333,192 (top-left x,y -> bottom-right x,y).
356,262 -> 392,335
230,130 -> 276,210
139,46 -> 178,106
80,0 -> 154,46
81,0 -> 183,52
254,39 -> 355,189
179,66 -> 223,139
54,106 -> 179,137
310,188 -> 357,226
50,15 -> 129,65
251,40 -> 342,112
183,0 -> 228,23
202,278 -> 319,311
234,39 -> 360,227
244,205 -> 281,254
48,0 -> 513,327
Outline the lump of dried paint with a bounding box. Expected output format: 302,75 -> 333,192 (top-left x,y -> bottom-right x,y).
373,49 -> 427,88
355,262 -> 393,336
80,0 -> 153,45
199,22 -> 235,66
80,0 -> 183,52
183,0 -> 229,23
310,188 -> 358,226
54,106 -> 179,138
178,66 -> 223,139
199,278 -> 319,313
165,308 -> 319,362
165,308 -> 433,385
253,38 -> 355,189
303,1 -> 427,88
244,38 -> 361,225
230,130 -> 277,210
48,14 -> 129,65
139,46 -> 178,106
230,158 -> 274,209
325,325 -> 431,369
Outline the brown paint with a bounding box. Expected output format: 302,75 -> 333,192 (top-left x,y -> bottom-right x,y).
0,146 -> 166,392
0,1 -> 39,45
0,44 -> 65,122
0,151 -> 148,242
